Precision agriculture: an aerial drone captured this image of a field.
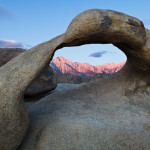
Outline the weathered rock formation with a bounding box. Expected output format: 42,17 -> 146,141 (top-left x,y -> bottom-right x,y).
0,36 -> 63,149
0,48 -> 57,96
25,67 -> 56,96
0,48 -> 26,66
0,9 -> 150,150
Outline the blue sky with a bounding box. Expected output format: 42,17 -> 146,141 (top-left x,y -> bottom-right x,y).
0,0 -> 150,65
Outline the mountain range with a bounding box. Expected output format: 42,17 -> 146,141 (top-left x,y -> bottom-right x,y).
50,56 -> 125,76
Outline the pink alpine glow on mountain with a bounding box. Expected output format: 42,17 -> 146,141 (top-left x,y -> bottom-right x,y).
50,56 -> 126,76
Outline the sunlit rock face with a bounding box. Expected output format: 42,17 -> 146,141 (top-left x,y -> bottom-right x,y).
0,9 -> 150,150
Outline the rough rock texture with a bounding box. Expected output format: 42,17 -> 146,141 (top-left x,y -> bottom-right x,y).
0,48 -> 26,66
0,9 -> 150,150
0,35 -> 64,149
25,83 -> 82,108
25,67 -> 56,96
0,48 -> 57,96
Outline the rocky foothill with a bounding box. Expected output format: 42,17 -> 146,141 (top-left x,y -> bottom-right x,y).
54,72 -> 110,84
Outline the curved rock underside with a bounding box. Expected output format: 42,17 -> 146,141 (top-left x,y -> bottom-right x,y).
0,9 -> 150,150
0,48 -> 57,97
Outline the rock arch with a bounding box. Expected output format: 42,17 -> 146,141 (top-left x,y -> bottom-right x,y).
0,9 -> 150,150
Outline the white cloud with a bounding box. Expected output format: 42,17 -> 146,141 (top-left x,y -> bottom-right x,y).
0,39 -> 30,49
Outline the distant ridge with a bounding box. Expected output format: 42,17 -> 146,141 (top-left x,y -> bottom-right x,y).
50,56 -> 126,76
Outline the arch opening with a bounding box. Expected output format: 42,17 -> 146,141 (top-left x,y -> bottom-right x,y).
50,43 -> 127,83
